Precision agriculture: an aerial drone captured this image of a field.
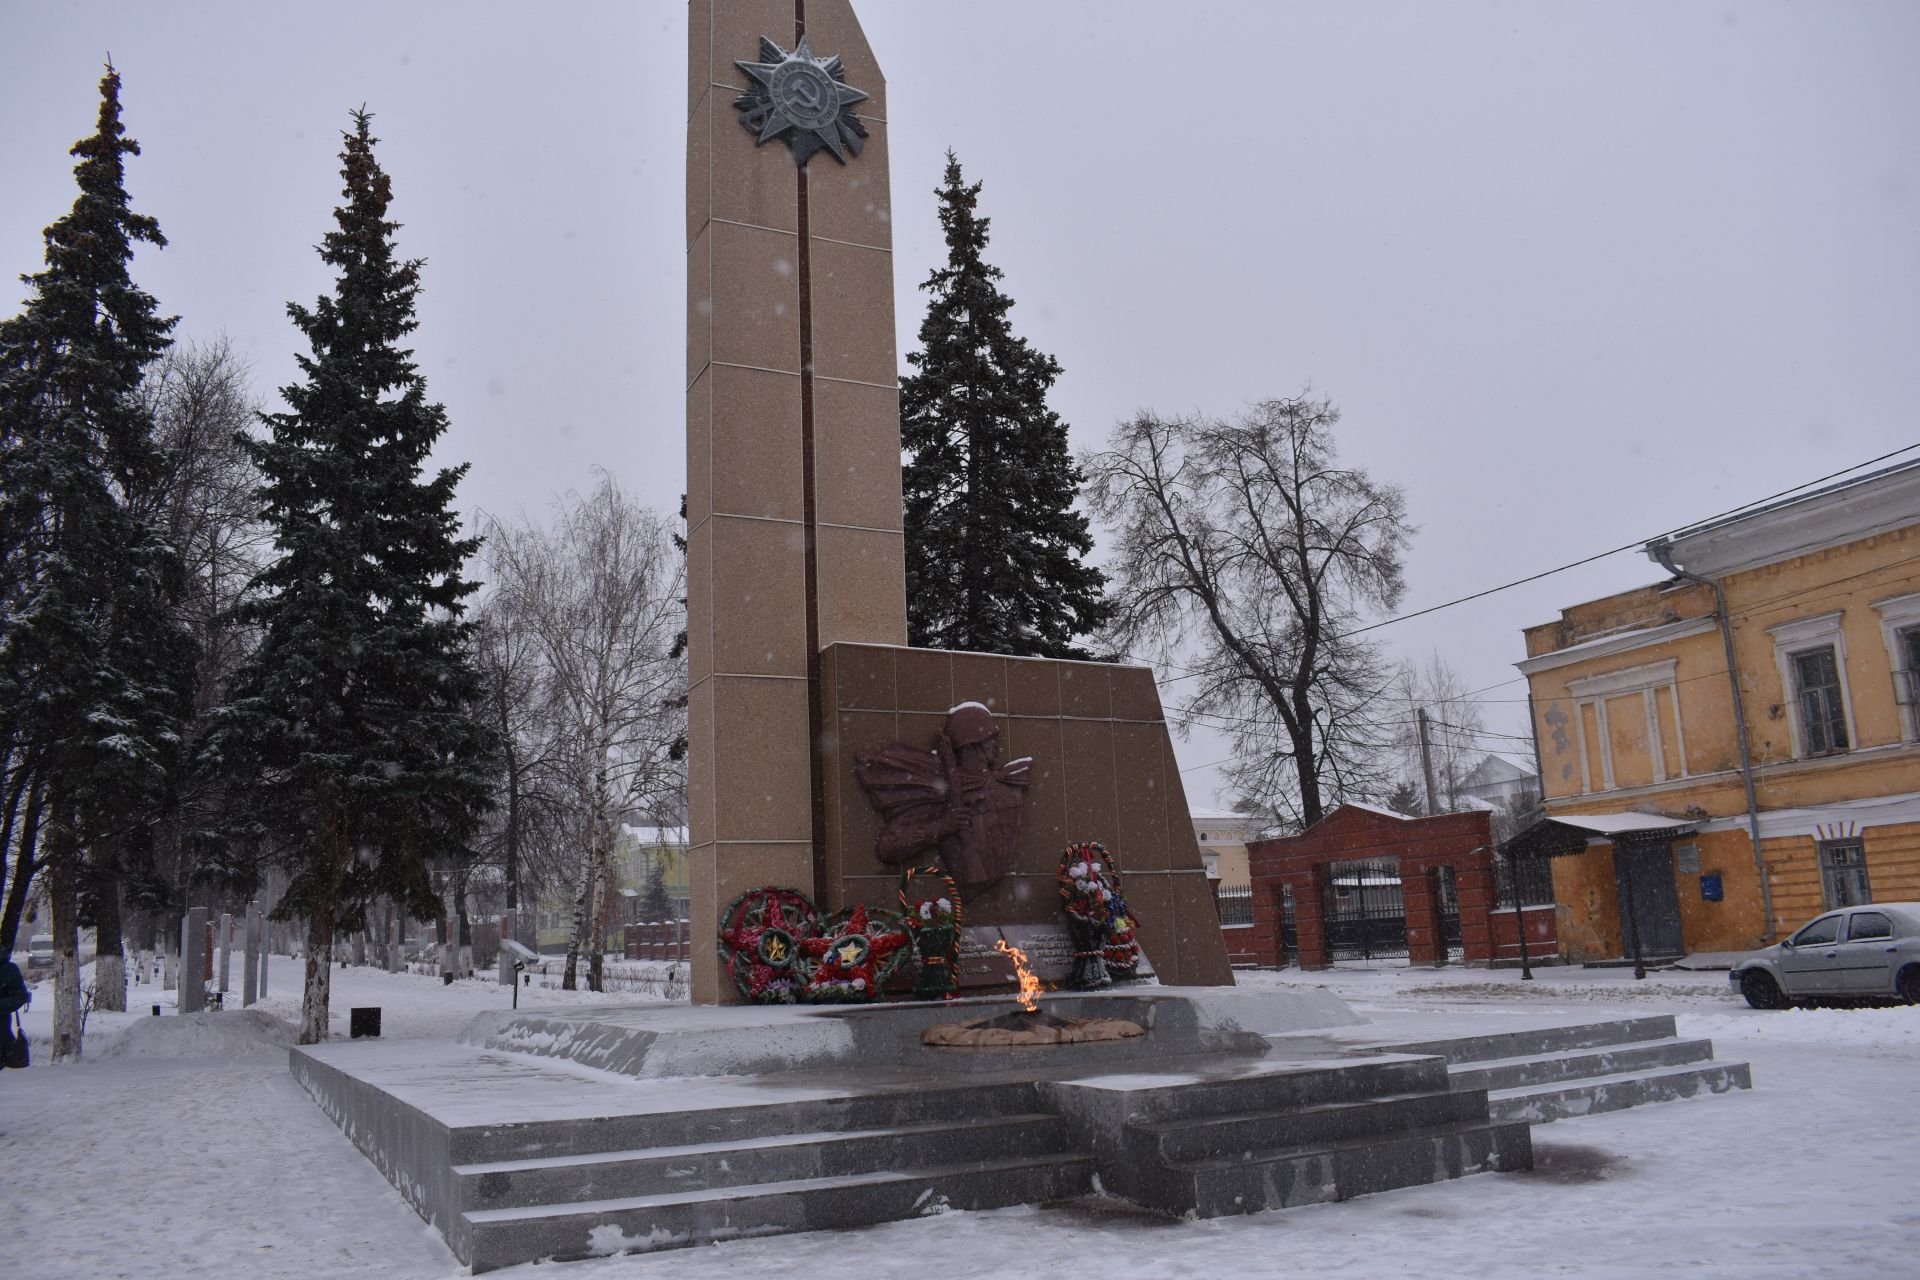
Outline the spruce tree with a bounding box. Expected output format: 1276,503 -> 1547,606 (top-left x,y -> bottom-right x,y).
900,152 -> 1111,659
213,111 -> 492,1044
0,65 -> 190,1047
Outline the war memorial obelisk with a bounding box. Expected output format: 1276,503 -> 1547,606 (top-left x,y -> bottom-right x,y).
687,0 -> 1232,1003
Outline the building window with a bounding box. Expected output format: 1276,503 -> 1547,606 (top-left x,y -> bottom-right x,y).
1767,612 -> 1856,760
1818,840 -> 1871,909
1899,627 -> 1920,739
1872,591 -> 1920,741
1792,646 -> 1850,754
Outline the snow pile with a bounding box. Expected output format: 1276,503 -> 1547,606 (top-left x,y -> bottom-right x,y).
94,1007 -> 297,1060
1681,1005 -> 1920,1047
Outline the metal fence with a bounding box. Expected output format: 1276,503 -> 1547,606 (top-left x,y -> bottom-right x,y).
623,919 -> 692,962
1216,884 -> 1254,926
1494,853 -> 1556,909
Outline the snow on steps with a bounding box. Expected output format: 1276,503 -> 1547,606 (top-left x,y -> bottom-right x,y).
295,1037 -> 1541,1272
1360,1015 -> 1753,1125
459,1152 -> 1095,1268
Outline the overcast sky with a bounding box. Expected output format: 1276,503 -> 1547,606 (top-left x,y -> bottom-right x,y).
5,2 -> 1916,809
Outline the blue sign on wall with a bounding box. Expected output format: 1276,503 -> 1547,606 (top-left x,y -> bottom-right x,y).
1700,873 -> 1724,902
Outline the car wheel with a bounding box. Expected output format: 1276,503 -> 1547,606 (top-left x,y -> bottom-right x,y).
1740,969 -> 1789,1010
1898,965 -> 1920,1006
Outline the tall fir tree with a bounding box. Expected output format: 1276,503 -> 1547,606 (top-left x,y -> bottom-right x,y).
0,65 -> 191,1050
212,111 -> 492,1044
899,152 -> 1111,659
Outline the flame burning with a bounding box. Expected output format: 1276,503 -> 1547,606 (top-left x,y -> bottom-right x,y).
995,938 -> 1042,1012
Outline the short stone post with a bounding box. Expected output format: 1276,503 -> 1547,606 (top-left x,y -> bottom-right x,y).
179,907 -> 209,1013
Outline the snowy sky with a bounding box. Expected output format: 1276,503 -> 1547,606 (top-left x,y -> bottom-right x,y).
4,1 -> 1916,807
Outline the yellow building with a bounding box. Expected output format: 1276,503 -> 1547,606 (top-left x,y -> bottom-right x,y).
1190,809 -> 1267,889
531,824 -> 691,952
1514,460 -> 1920,961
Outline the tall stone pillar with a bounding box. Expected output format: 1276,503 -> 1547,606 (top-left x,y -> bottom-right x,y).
179,906 -> 208,1013
687,0 -> 905,1003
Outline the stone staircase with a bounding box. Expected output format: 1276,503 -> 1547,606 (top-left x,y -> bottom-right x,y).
1049,1053 -> 1530,1221
1360,1015 -> 1752,1124
442,1082 -> 1091,1271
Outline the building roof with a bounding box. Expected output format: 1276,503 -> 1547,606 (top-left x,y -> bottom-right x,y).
1646,457 -> 1920,579
1461,752 -> 1537,787
1500,810 -> 1698,858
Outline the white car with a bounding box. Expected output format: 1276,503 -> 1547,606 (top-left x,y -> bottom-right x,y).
1731,902 -> 1920,1008
25,934 -> 55,976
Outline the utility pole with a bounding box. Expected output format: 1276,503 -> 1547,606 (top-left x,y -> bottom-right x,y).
1417,708 -> 1440,817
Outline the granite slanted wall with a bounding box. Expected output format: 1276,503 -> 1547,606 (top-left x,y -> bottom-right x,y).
818,643 -> 1234,986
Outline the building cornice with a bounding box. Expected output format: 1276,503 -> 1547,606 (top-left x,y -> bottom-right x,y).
1517,616 -> 1717,677
1646,461 -> 1920,580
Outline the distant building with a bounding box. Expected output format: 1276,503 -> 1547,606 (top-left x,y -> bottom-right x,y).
1188,809 -> 1269,889
531,824 -> 690,952
1511,459 -> 1920,961
1456,752 -> 1540,809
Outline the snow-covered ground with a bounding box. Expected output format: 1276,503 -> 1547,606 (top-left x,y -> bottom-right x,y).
3,957 -> 1915,1279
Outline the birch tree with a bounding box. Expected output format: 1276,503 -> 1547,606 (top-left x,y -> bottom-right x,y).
484,474 -> 685,991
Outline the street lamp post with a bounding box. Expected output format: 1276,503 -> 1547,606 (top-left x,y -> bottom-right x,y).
1505,853 -> 1535,981
1620,853 -> 1648,981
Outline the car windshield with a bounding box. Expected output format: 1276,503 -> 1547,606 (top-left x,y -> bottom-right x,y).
1793,916 -> 1842,946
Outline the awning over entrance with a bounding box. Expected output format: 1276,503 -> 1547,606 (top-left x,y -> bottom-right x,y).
1499,811 -> 1700,859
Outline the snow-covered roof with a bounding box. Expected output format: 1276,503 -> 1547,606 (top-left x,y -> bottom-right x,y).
1462,752 -> 1536,785
1551,811 -> 1698,836
1339,801 -> 1418,821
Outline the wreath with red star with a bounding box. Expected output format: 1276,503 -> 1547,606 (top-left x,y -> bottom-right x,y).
800,903 -> 909,1003
717,886 -> 821,1003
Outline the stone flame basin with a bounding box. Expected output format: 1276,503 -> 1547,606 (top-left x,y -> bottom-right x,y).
921,1006 -> 1146,1048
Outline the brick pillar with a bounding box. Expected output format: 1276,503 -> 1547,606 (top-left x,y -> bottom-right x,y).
1404,863 -> 1445,967
1290,867 -> 1333,970
1455,859 -> 1497,964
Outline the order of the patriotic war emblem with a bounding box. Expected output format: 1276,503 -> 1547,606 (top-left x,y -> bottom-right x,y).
734,36 -> 869,167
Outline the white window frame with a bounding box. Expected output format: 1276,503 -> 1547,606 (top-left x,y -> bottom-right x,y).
1566,658 -> 1688,793
1871,591 -> 1920,743
1768,612 -> 1858,759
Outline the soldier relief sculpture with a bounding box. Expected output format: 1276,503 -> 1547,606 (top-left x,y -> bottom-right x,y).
854,703 -> 1031,894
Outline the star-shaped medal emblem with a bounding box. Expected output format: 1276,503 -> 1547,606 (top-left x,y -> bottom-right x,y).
734,36 -> 870,167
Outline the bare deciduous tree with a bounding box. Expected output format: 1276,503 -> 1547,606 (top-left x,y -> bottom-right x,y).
483,474 -> 685,991
1086,393 -> 1411,827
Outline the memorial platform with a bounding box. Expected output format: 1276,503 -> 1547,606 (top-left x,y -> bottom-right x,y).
291,985 -> 1543,1271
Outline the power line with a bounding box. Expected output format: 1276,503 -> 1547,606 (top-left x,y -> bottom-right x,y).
1336,441 -> 1920,639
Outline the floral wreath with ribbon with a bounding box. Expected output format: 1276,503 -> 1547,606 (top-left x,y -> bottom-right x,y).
899,864 -> 964,997
1058,841 -> 1142,977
